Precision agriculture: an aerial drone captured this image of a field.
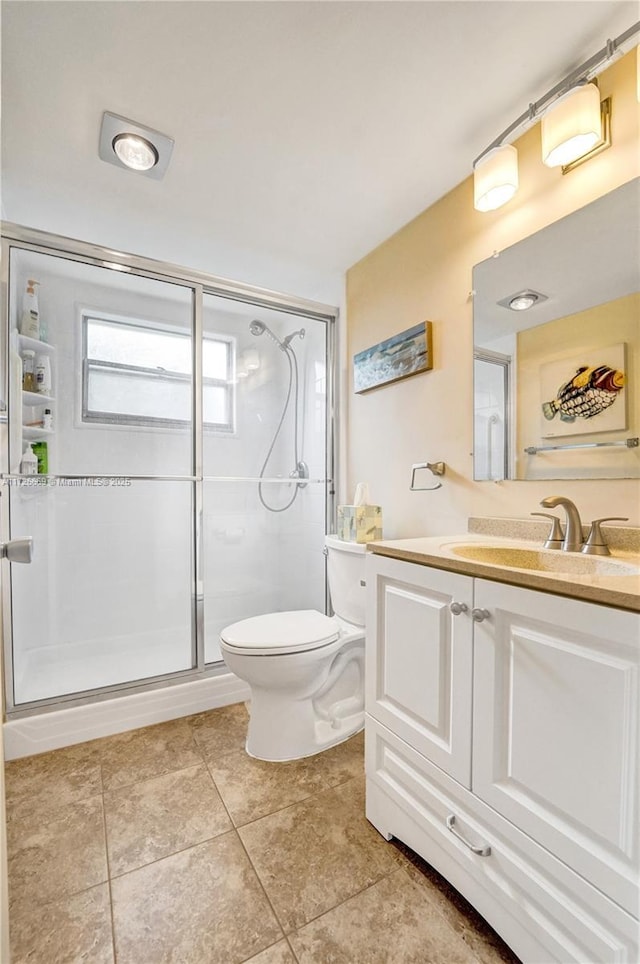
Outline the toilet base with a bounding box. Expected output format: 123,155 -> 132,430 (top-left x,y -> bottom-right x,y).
221,620 -> 365,763
246,707 -> 364,762
244,681 -> 364,762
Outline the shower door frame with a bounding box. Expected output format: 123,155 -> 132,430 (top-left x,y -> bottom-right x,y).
0,222 -> 338,717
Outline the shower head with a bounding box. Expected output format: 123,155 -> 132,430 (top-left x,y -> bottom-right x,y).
249,319 -> 285,348
250,320 -> 305,351
249,320 -> 266,337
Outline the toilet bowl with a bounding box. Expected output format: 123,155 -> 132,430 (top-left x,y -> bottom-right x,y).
220,536 -> 366,762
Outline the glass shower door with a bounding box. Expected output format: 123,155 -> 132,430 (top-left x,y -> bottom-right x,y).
201,292 -> 331,663
6,247 -> 196,706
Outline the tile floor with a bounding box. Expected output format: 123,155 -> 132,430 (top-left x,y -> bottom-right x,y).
5,703 -> 521,963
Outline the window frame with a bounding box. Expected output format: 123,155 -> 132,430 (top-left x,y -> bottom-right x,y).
81,310 -> 235,434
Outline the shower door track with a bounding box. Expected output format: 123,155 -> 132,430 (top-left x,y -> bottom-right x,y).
1,224 -> 338,717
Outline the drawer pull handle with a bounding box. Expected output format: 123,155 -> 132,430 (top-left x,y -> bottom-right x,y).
446,814 -> 491,856
449,601 -> 468,616
471,607 -> 490,623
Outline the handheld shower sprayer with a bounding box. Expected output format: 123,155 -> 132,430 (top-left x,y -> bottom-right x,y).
249,320 -> 305,351
248,319 -> 308,512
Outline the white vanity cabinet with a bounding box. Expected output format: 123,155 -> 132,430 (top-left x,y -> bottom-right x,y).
364,555 -> 473,786
365,552 -> 640,964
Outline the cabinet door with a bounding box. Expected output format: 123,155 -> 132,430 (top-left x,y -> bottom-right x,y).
366,554 -> 473,787
472,579 -> 639,917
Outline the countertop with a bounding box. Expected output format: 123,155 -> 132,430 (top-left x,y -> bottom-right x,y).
368,532 -> 640,613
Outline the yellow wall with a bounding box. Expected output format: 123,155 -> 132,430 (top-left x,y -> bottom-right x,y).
345,50 -> 640,534
516,293 -> 639,480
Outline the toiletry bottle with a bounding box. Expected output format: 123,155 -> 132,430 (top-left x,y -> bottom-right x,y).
32,441 -> 48,475
19,280 -> 40,339
21,350 -> 36,392
43,409 -> 53,431
20,445 -> 38,476
35,354 -> 51,394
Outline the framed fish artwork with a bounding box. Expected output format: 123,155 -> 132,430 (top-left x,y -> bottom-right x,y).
353,321 -> 433,393
539,342 -> 627,438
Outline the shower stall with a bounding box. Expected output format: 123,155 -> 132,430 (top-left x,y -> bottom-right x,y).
0,225 -> 336,749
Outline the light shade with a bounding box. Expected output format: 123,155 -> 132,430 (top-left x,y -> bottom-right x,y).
473,145 -> 518,212
541,83 -> 601,168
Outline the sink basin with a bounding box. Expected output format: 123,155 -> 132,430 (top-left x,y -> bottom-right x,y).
446,544 -> 640,577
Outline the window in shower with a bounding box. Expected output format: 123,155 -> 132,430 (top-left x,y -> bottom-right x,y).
82,313 -> 235,432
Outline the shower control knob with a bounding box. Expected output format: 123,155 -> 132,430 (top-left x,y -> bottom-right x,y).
449,601 -> 468,616
471,608 -> 491,623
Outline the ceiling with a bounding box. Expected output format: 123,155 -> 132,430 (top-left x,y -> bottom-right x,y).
1,1 -> 637,303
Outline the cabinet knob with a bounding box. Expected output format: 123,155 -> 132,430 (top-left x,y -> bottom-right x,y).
449,601 -> 468,616
471,607 -> 490,623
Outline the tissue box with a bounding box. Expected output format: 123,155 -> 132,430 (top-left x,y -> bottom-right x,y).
337,504 -> 383,543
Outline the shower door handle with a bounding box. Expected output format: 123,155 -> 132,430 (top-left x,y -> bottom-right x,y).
0,537 -> 33,564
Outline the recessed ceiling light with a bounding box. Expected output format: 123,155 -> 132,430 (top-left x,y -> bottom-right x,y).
497,289 -> 549,311
99,112 -> 174,180
112,133 -> 159,172
509,293 -> 538,310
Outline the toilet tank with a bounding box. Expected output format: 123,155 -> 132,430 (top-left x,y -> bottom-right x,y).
325,534 -> 367,627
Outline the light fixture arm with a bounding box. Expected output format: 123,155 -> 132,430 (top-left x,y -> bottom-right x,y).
473,20 -> 640,167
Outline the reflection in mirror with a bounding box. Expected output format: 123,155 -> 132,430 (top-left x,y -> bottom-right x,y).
473,178 -> 640,480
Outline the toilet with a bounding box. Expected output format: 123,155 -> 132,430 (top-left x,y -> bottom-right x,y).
220,535 -> 366,761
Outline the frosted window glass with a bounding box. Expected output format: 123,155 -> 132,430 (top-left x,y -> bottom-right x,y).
88,319 -> 192,373
84,316 -> 234,431
203,339 -> 228,380
203,385 -> 229,425
87,367 -> 192,421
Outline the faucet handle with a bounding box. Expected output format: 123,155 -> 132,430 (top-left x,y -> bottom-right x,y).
582,517 -> 629,556
531,512 -> 563,549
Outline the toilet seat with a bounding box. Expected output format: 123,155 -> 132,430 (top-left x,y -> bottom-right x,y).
220,609 -> 340,656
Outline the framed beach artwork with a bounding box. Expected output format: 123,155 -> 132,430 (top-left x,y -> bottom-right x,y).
539,342 -> 627,438
353,321 -> 433,393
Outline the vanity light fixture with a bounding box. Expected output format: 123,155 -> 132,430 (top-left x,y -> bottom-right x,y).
472,21 -> 639,212
541,84 -> 610,171
497,289 -> 548,311
473,145 -> 518,213
99,112 -> 174,180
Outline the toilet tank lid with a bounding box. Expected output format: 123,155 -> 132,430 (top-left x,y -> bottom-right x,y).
325,535 -> 367,554
220,610 -> 340,653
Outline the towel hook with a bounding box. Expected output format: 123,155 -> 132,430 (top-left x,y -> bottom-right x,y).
409,461 -> 445,491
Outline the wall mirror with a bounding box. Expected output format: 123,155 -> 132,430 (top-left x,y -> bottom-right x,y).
473,178 -> 639,481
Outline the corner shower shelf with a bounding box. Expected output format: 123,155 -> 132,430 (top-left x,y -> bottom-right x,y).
22,426 -> 54,440
18,334 -> 56,356
22,390 -> 55,406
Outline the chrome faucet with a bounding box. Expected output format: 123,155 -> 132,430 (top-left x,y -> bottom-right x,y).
539,496 -> 583,552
